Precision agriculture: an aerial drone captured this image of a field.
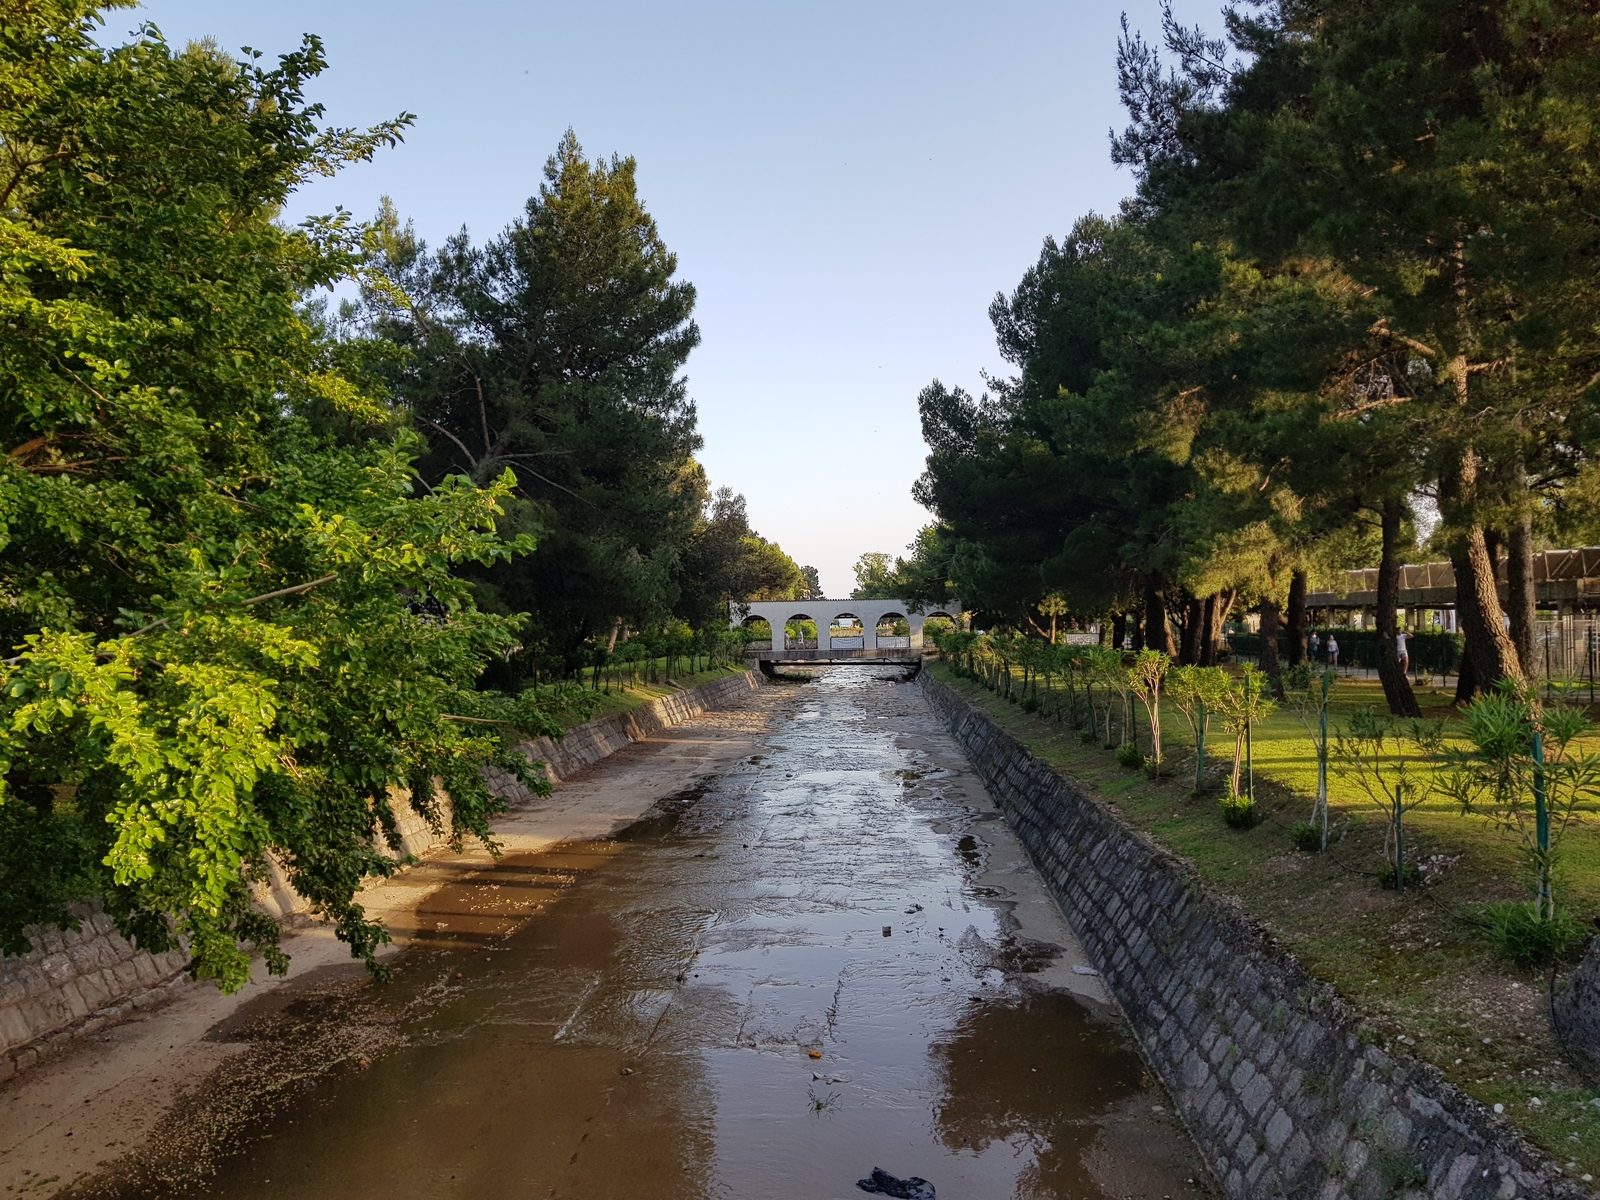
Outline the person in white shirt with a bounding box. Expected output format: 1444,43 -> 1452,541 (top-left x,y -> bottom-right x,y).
1327,635 -> 1340,669
1397,630 -> 1410,675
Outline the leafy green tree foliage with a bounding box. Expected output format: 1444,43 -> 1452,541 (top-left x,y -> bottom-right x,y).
676,484 -> 807,627
1118,0 -> 1600,691
0,3 -> 549,989
851,553 -> 899,600
354,133 -> 704,673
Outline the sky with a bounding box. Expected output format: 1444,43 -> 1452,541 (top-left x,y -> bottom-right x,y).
129,0 -> 1219,599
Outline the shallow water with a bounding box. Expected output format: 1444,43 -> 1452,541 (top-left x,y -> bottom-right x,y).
102,667 -> 1207,1199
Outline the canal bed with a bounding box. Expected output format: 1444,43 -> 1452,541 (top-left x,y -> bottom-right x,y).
82,667 -> 1208,1199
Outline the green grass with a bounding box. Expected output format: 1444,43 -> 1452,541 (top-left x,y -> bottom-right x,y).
930,661 -> 1600,1182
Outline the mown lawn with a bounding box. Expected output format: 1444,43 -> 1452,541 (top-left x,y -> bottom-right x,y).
929,661 -> 1600,1185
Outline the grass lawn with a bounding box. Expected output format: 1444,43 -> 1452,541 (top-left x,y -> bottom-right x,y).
929,661 -> 1600,1182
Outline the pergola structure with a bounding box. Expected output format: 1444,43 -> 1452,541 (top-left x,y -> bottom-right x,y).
1302,548 -> 1600,625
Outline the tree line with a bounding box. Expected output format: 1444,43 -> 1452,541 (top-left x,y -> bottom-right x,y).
905,0 -> 1600,720
0,4 -> 808,985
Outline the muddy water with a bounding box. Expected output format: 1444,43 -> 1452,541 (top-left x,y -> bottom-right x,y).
97,668 -> 1208,1199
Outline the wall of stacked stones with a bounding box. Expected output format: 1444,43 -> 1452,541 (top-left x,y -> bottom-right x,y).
0,903 -> 187,1083
501,668 -> 763,792
920,673 -> 1577,1200
2,669 -> 764,1084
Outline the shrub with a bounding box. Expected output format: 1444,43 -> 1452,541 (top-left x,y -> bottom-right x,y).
1288,822 -> 1323,853
1115,742 -> 1144,769
1482,903 -> 1589,969
1220,794 -> 1257,829
1379,862 -> 1422,891
1020,695 -> 1040,713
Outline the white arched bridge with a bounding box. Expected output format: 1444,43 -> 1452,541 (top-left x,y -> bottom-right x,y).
729,599 -> 960,669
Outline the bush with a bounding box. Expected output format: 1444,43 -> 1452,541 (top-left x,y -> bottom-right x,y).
1379,862 -> 1423,891
1483,903 -> 1589,969
1020,695 -> 1040,713
1288,822 -> 1323,853
1115,742 -> 1144,769
1220,794 -> 1258,829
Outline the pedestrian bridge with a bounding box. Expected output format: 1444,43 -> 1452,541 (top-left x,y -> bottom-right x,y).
729,599 -> 960,667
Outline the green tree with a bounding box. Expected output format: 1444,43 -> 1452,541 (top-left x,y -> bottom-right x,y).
355,132 -> 704,675
852,552 -> 900,599
1117,0 -> 1600,694
0,3 -> 550,990
676,484 -> 807,627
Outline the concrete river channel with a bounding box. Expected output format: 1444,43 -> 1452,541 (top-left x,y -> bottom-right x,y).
82,667 -> 1210,1199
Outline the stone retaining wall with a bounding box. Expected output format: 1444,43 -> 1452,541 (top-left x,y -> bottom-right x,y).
1,670 -> 763,1084
0,904 -> 187,1083
921,672 -> 1580,1200
504,669 -> 764,790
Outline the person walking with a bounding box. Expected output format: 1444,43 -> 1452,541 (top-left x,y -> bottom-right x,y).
1309,631 -> 1321,663
1397,629 -> 1410,676
1327,634 -> 1340,671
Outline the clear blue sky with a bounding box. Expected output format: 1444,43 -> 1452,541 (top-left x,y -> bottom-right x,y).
128,0 -> 1215,598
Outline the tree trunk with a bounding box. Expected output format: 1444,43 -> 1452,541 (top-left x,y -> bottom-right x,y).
1376,498 -> 1421,717
1144,571 -> 1175,656
1454,642 -> 1477,705
1506,508 -> 1538,678
1111,612 -> 1127,651
1451,534 -> 1518,702
1131,608 -> 1145,651
1285,570 -> 1308,666
1199,595 -> 1219,666
1180,595 -> 1202,665
1452,526 -> 1521,696
1205,590 -> 1236,665
1259,598 -> 1283,697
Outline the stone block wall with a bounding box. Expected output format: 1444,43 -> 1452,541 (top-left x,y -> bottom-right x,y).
506,669 -> 763,790
0,903 -> 187,1082
921,674 -> 1580,1200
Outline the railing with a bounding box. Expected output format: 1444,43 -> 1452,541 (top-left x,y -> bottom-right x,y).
784,638 -> 818,650
875,636 -> 910,648
752,647 -> 922,661
829,636 -> 865,649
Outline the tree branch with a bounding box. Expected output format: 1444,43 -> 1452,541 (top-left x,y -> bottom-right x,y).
2,575 -> 341,666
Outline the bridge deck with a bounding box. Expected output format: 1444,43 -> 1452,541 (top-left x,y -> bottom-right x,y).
747,647 -> 923,666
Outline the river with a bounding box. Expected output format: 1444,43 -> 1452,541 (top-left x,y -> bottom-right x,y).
83,666 -> 1208,1200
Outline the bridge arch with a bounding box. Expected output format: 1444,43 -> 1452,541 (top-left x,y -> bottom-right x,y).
828,612 -> 865,649
782,613 -> 818,649
730,597 -> 960,661
875,611 -> 910,649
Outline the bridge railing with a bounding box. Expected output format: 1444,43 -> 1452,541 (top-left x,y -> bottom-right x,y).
876,636 -> 910,649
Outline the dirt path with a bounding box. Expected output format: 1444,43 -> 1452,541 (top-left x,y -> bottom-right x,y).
0,680 -> 800,1198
